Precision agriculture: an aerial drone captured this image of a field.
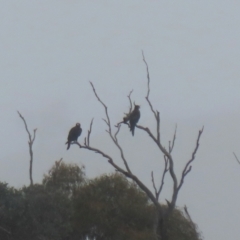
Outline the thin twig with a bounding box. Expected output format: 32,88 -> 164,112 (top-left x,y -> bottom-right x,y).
177,126 -> 204,191
114,124 -> 121,140
184,205 -> 195,227
233,152 -> 240,165
87,118 -> 94,146
18,111 -> 37,186
142,51 -> 156,117
157,156 -> 169,199
116,90 -> 134,127
151,171 -> 158,198
142,51 -> 160,143
89,82 -> 132,174
127,89 -> 134,113
169,125 -> 177,153
90,81 -> 111,133
76,141 -> 160,207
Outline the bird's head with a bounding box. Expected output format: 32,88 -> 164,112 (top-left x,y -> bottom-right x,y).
76,123 -> 81,127
134,105 -> 140,109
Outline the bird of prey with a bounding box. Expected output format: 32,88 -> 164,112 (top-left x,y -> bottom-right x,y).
123,105 -> 140,136
66,123 -> 82,150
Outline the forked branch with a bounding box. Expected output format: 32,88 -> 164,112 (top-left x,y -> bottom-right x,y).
89,82 -> 132,173
116,90 -> 134,127
139,52 -> 203,212
178,127 -> 204,191
151,156 -> 169,201
158,156 -> 169,199
127,89 -> 134,113
76,139 -> 159,207
169,125 -> 177,153
17,111 -> 37,186
81,54 -> 203,239
142,51 -> 160,143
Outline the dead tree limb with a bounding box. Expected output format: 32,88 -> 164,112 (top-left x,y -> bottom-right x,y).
127,89 -> 134,113
169,125 -> 177,153
18,111 -> 37,186
184,205 -> 194,225
157,156 -> 169,199
142,50 -> 160,143
177,127 -> 204,192
116,90 -> 134,127
151,171 -> 158,198
78,55 -> 203,240
74,83 -> 162,209
138,53 -> 203,212
89,81 -> 132,174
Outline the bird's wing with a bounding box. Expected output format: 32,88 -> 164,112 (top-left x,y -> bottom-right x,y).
129,110 -> 140,123
67,127 -> 74,140
79,128 -> 82,137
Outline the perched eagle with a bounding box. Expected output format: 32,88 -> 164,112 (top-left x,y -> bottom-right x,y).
66,123 -> 82,150
123,105 -> 140,136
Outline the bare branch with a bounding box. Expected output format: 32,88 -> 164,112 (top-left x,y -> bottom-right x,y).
177,126 -> 204,192
142,51 -> 156,117
111,133 -> 132,174
157,156 -> 169,199
89,82 -> 132,173
136,125 -> 159,145
18,111 -> 37,186
151,171 -> 158,198
233,152 -> 240,165
90,81 -> 112,133
184,205 -> 195,227
115,90 -> 134,127
84,55 -> 204,240
18,111 -> 32,142
76,141 -> 160,207
87,118 -> 94,146
127,89 -> 134,113
136,125 -> 173,160
138,123 -> 203,211
86,82 -> 166,210
137,123 -> 179,209
114,124 -> 121,140
169,125 -> 177,153
142,51 -> 160,143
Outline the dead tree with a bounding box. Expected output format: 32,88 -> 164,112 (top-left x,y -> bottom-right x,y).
75,53 -> 203,240
18,111 -> 37,186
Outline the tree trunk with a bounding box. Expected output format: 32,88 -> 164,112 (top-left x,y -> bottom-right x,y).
154,207 -> 169,240
158,217 -> 168,240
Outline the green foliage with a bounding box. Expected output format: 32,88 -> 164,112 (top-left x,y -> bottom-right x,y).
73,173 -> 156,240
0,161 -> 86,240
73,173 -> 202,240
20,184 -> 73,240
42,160 -> 85,196
0,162 -> 202,240
166,207 -> 203,240
0,182 -> 24,239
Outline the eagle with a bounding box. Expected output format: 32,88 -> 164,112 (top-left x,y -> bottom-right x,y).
66,123 -> 82,150
123,105 -> 140,136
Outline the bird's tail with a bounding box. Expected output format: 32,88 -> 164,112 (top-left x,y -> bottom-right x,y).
130,126 -> 135,136
66,141 -> 70,150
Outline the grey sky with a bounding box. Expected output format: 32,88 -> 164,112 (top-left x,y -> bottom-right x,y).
1,1 -> 240,239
